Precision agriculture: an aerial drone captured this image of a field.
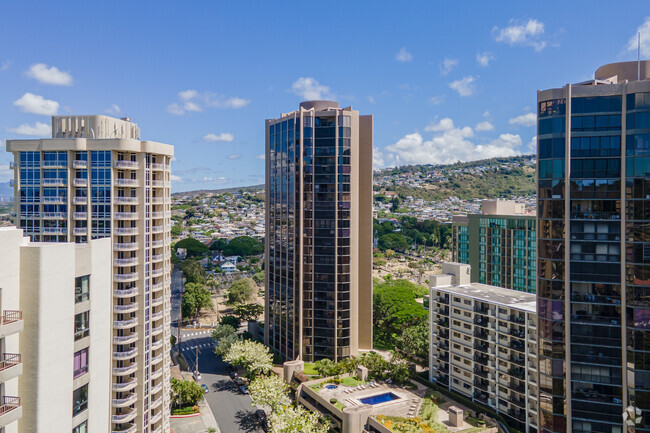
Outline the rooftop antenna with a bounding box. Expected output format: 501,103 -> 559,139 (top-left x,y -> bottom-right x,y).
638,31 -> 641,81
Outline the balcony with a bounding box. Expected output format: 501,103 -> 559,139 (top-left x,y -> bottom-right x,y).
115,160 -> 139,169
113,302 -> 138,314
114,287 -> 138,297
42,179 -> 66,186
73,212 -> 87,219
150,163 -> 164,171
113,377 -> 138,392
151,395 -> 163,408
152,240 -> 163,248
113,333 -> 138,345
151,339 -> 163,351
72,178 -> 88,187
115,196 -> 139,205
114,179 -> 139,187
41,227 -> 67,235
73,228 -> 88,236
115,212 -> 138,220
151,225 -> 163,234
72,160 -> 87,169
151,211 -> 163,219
113,392 -> 138,408
114,257 -> 138,266
151,352 -> 163,365
151,268 -> 163,278
111,408 -> 137,423
43,160 -> 66,168
9,161 -> 16,170
114,242 -> 138,251
113,362 -> 138,376
0,354 -> 22,383
151,254 -> 163,263
150,410 -> 162,424
111,424 -> 136,433
151,197 -> 164,205
114,227 -> 138,235
73,196 -> 87,205
151,282 -> 163,292
151,381 -> 164,394
0,311 -> 23,338
151,368 -> 163,381
151,311 -> 163,321
152,180 -> 163,188
113,347 -> 138,361
42,197 -> 65,204
114,272 -> 138,282
113,317 -> 138,330
0,396 -> 21,426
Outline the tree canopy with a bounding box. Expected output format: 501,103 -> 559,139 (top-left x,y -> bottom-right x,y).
179,259 -> 206,284
182,282 -> 212,319
226,278 -> 256,305
373,279 -> 428,349
175,237 -> 209,257
222,236 -> 264,256
223,340 -> 273,379
233,303 -> 264,322
170,378 -> 204,408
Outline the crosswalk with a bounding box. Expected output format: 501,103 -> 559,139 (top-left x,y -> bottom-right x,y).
182,330 -> 213,337
181,341 -> 216,352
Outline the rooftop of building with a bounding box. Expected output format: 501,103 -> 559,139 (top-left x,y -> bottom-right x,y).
431,282 -> 536,313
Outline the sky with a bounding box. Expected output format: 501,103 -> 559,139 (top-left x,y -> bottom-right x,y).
0,1 -> 648,192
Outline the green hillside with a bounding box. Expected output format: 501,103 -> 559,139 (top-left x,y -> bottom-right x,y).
375,155 -> 536,200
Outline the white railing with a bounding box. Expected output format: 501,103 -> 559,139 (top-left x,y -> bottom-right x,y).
112,378 -> 138,391
111,408 -> 137,423
151,268 -> 163,277
115,196 -> 139,204
42,197 -> 65,204
151,197 -> 164,204
73,212 -> 87,219
113,318 -> 138,329
114,257 -> 138,266
113,272 -> 138,282
72,160 -> 87,169
151,254 -> 163,262
151,311 -> 163,321
151,325 -> 163,335
73,197 -> 87,204
115,160 -> 139,169
151,212 -> 163,218
72,178 -> 88,187
152,225 -> 163,233
150,163 -> 164,170
42,212 -> 66,219
151,282 -> 163,291
114,287 -> 138,297
113,302 -> 138,313
114,227 -> 138,235
73,228 -> 88,235
114,179 -> 139,187
113,333 -> 138,344
41,227 -> 66,234
113,347 -> 138,360
112,363 -> 138,375
151,180 -> 163,187
42,179 -> 66,186
115,212 -> 138,220
152,240 -> 163,248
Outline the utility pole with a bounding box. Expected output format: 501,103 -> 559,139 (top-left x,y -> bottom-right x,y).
195,347 -> 201,378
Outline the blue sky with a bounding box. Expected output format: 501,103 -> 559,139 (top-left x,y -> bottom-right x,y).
0,1 -> 648,192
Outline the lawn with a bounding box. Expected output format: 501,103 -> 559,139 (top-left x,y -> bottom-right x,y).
335,401 -> 346,411
303,363 -> 319,376
341,376 -> 366,387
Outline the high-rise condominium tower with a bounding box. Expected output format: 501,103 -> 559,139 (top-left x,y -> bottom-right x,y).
7,115 -> 173,433
265,101 -> 373,362
537,61 -> 650,433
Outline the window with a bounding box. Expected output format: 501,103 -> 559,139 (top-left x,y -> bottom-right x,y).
74,311 -> 89,340
72,421 -> 87,433
73,348 -> 88,378
73,384 -> 88,416
75,276 -> 89,303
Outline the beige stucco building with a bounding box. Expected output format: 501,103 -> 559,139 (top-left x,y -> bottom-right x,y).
6,116 -> 174,433
264,101 -> 373,362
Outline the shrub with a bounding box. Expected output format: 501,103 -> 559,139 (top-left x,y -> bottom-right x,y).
330,398 -> 337,404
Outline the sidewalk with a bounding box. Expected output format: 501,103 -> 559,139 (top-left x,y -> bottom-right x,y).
170,372 -> 221,433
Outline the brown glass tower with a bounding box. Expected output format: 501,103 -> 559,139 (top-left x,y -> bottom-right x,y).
264,101 -> 373,362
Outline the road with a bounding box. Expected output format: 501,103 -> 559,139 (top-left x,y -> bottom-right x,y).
171,267 -> 183,331
178,334 -> 263,433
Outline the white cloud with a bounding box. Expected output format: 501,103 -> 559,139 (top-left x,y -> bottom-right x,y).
382,117 -> 523,166
203,133 -> 234,143
449,76 -> 477,97
509,112 -> 537,127
255,154 -> 265,160
291,77 -> 333,100
373,147 -> 386,168
13,93 -> 59,115
6,121 -> 51,136
167,90 -> 250,115
493,19 -> 546,51
427,95 -> 444,106
26,63 -> 73,85
170,174 -> 182,182
105,104 -> 121,115
227,154 -> 241,160
439,58 -> 458,75
368,96 -> 375,104
626,17 -> 650,58
476,52 -> 494,67
395,47 -> 412,62
476,121 -> 495,132
200,176 -> 228,184
1,61 -> 10,71
527,136 -> 537,152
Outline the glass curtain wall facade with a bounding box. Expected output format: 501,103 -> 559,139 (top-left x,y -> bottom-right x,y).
265,101 -> 373,362
537,61 -> 650,433
452,214 -> 536,293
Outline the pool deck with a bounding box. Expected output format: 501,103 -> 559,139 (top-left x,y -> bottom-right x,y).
317,382 -> 423,418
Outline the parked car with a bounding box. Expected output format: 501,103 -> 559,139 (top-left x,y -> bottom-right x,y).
240,385 -> 249,394
255,409 -> 268,431
229,371 -> 238,380
234,377 -> 245,386
201,384 -> 209,393
193,371 -> 202,381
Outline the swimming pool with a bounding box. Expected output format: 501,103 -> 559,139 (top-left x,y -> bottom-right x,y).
325,384 -> 338,390
359,392 -> 399,405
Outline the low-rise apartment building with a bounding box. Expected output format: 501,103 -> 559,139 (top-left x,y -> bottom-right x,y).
429,263 -> 539,433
